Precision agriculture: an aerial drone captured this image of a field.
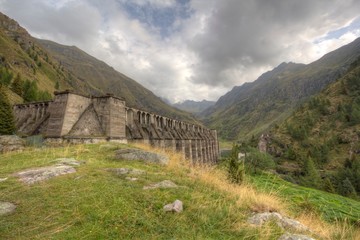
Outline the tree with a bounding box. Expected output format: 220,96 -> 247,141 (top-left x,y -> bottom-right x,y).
0,67 -> 13,86
11,73 -> 23,96
22,80 -> 38,102
0,85 -> 15,135
323,177 -> 335,193
301,157 -> 322,189
338,178 -> 357,198
227,144 -> 245,184
55,81 -> 60,90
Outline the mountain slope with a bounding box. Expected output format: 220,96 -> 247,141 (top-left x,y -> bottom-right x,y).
201,38 -> 360,140
0,12 -> 196,122
173,100 -> 215,114
266,56 -> 360,198
36,39 -> 196,122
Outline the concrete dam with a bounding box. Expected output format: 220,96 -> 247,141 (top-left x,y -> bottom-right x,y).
13,91 -> 219,164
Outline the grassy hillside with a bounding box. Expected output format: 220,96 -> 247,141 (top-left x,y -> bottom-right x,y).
202,38 -> 360,140
267,56 -> 360,198
0,143 -> 359,239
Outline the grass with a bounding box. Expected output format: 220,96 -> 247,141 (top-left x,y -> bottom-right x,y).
0,143 -> 359,239
249,173 -> 360,223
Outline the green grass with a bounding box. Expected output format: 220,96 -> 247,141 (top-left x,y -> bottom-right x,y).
1,144 -> 359,239
0,144 -> 267,239
249,173 -> 360,223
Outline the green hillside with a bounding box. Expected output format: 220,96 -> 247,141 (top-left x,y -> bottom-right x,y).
201,38 -> 360,140
267,57 -> 360,198
0,12 -> 196,123
0,143 -> 359,239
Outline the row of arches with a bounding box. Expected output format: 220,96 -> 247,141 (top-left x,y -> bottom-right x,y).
125,107 -> 211,134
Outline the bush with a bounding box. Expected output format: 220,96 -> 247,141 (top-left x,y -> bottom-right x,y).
245,147 -> 275,174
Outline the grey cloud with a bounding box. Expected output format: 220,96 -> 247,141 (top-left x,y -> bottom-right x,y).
1,0 -> 101,45
188,0 -> 360,87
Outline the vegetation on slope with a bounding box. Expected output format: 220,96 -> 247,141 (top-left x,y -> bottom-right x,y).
0,143 -> 359,239
267,56 -> 360,199
202,38 -> 360,140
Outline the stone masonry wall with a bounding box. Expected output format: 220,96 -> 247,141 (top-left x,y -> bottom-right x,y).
13,91 -> 219,164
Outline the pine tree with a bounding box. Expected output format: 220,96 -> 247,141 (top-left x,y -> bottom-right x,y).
23,80 -> 38,102
323,177 -> 335,193
339,178 -> 357,198
0,85 -> 16,135
301,157 -> 322,189
11,73 -> 23,96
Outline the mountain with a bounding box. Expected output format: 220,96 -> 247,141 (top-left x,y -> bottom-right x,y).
266,56 -> 360,198
201,38 -> 360,140
173,100 -> 215,114
0,12 -> 196,123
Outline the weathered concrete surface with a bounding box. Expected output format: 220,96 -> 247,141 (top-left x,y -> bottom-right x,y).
0,135 -> 25,153
143,180 -> 178,190
15,165 -> 76,184
164,200 -> 183,213
115,149 -> 169,165
0,202 -> 16,216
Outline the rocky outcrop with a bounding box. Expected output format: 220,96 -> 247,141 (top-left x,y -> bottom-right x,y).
115,148 -> 169,165
248,212 -> 310,233
15,164 -> 77,184
0,135 -> 25,153
278,233 -> 315,240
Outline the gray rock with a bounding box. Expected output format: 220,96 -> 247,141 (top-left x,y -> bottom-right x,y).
278,233 -> 316,240
279,216 -> 310,233
107,168 -> 145,175
115,148 -> 169,165
0,135 -> 25,153
143,180 -> 178,190
15,165 -> 76,184
55,158 -> 83,166
248,212 -> 282,225
0,202 -> 16,216
164,200 -> 183,213
248,212 -> 310,233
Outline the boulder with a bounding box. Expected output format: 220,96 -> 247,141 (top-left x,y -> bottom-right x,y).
278,232 -> 315,240
0,201 -> 16,216
164,200 -> 183,213
248,212 -> 310,233
143,180 -> 178,190
115,148 -> 169,165
0,135 -> 25,153
15,165 -> 76,184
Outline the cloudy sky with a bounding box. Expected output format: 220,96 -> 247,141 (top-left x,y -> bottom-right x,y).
1,0 -> 360,103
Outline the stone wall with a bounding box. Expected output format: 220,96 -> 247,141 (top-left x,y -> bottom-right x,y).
13,91 -> 219,164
